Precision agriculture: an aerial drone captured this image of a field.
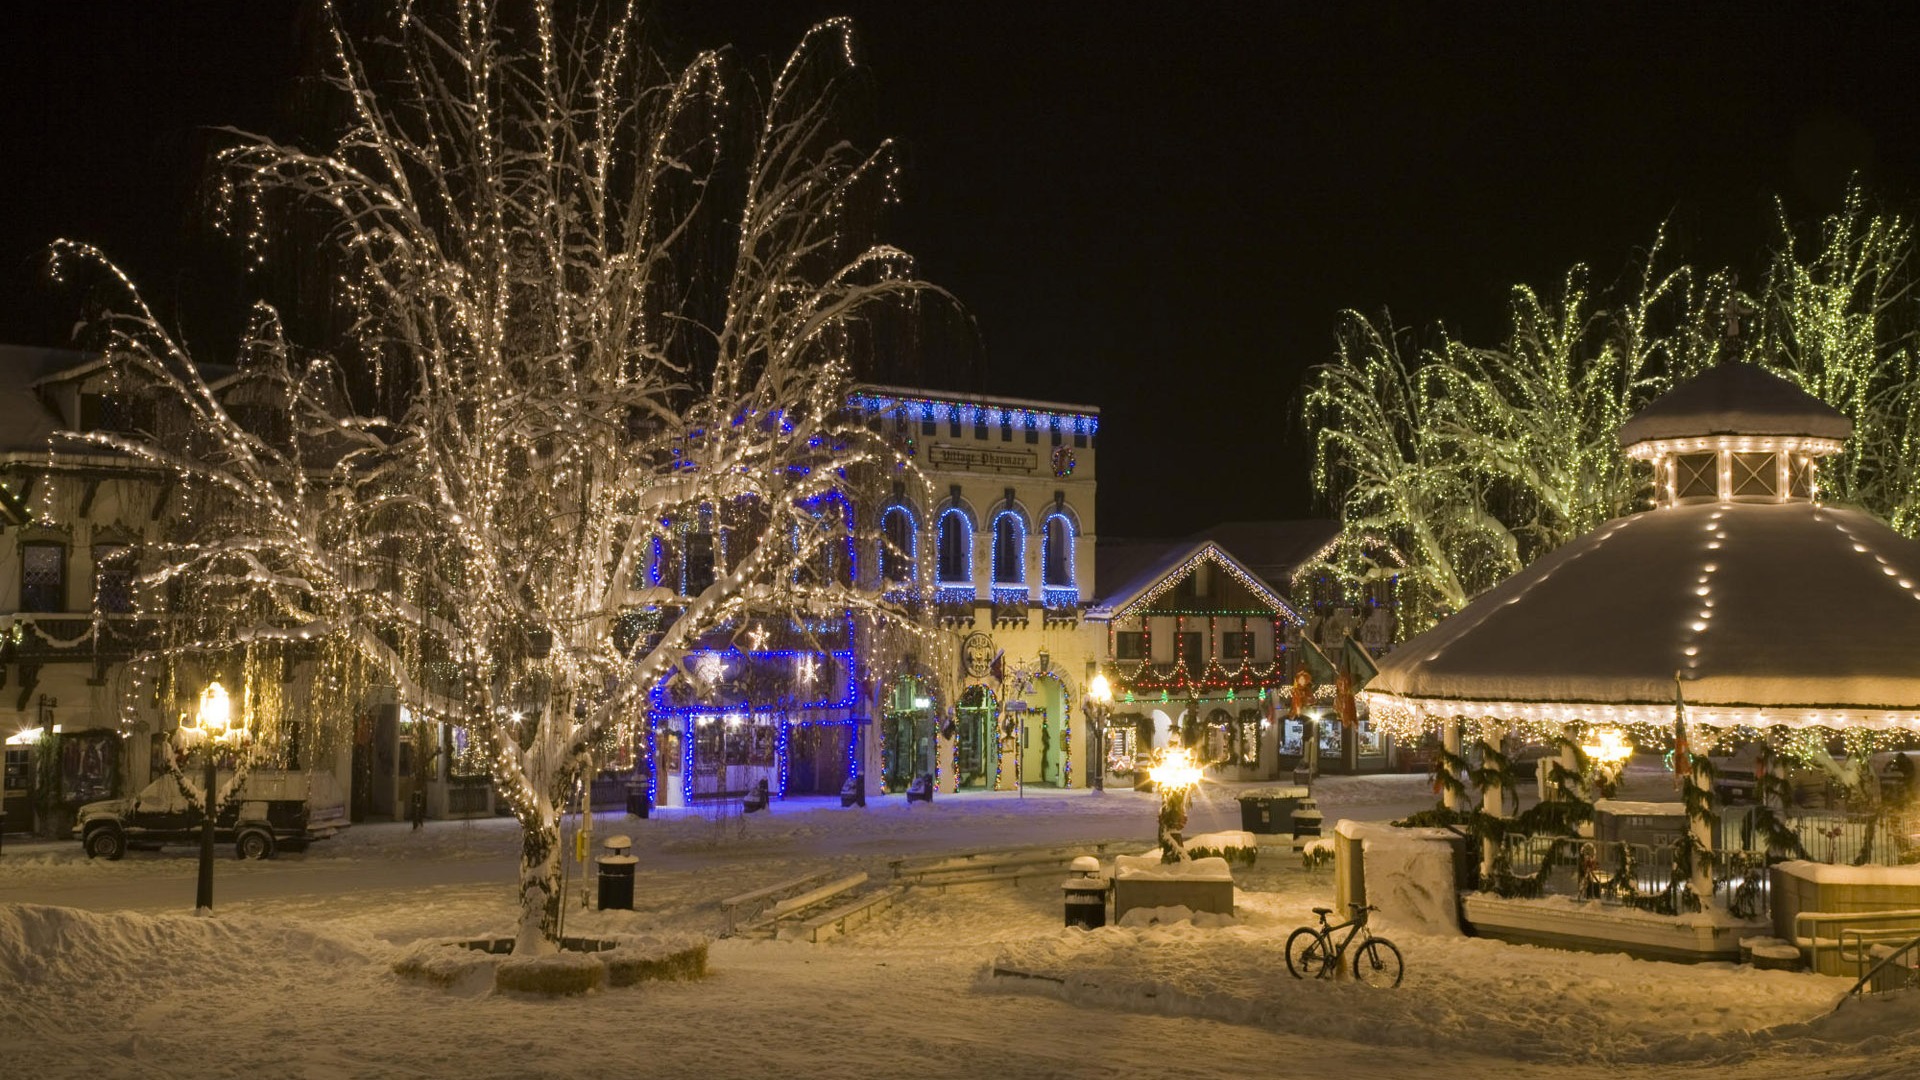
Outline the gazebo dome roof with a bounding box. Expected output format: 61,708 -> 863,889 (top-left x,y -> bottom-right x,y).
1365,501 -> 1920,729
1616,362 -> 1852,451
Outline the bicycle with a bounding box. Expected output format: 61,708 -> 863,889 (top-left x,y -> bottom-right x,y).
1285,902 -> 1404,988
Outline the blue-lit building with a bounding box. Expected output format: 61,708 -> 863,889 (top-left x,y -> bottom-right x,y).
647,385 -> 1106,806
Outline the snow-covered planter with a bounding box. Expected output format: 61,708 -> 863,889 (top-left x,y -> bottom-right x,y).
1182,830 -> 1258,867
497,950 -> 606,996
392,934 -> 710,996
1112,854 -> 1233,923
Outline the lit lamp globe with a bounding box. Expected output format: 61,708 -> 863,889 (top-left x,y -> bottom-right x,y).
197,681 -> 232,741
1087,672 -> 1112,707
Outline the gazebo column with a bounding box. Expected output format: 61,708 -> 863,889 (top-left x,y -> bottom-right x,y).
1441,722 -> 1464,813
1682,745 -> 1716,907
1478,721 -> 1506,879
1558,739 -> 1581,805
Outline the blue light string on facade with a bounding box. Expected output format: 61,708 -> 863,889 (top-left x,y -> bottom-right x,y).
848,392 -> 1099,437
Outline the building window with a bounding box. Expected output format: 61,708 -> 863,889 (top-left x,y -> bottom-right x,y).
949,417 -> 961,437
880,506 -> 916,583
1051,426 -> 1062,447
992,512 -> 1025,585
684,530 -> 715,597
1180,632 -> 1205,676
1674,452 -> 1716,500
1790,455 -> 1814,498
1074,430 -> 1087,449
1731,452 -> 1776,498
21,542 -> 66,613
921,417 -> 936,436
1000,419 -> 1013,442
1042,513 -> 1074,589
1115,631 -> 1146,660
1024,425 -> 1038,444
1221,632 -> 1252,661
937,509 -> 972,584
92,544 -> 135,614
974,418 -> 988,440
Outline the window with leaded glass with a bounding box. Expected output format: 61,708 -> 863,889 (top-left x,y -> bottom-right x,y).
21,542 -> 66,612
92,544 -> 134,613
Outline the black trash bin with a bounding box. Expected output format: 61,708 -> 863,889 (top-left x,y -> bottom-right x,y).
596,835 -> 637,910
625,783 -> 650,819
1062,857 -> 1108,929
1237,786 -> 1308,835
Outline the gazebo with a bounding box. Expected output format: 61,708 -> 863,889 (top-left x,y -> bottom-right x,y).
1364,362 -> 1920,929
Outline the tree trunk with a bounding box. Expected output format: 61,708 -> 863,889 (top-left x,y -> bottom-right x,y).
515,812 -> 562,955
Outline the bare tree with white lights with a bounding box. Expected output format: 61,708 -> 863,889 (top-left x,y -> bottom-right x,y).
54,1 -> 943,952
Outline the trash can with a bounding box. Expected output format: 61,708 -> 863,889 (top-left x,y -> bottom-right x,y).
1062,856 -> 1108,929
1237,786 -> 1308,835
840,776 -> 867,808
1291,798 -> 1323,843
1292,766 -> 1313,787
625,783 -> 650,819
597,835 -> 637,911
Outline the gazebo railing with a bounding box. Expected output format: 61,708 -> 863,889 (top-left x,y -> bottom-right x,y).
1497,835 -> 1772,917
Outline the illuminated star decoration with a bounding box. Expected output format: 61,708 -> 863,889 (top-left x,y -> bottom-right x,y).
796,653 -> 820,686
747,624 -> 769,651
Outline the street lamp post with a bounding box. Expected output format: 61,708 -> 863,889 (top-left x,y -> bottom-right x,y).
1086,671 -> 1112,793
194,681 -> 232,913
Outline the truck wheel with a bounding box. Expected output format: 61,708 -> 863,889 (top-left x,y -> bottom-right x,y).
85,826 -> 127,861
235,829 -> 276,860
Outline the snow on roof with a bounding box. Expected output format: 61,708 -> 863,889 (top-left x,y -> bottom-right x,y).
1186,520 -> 1339,586
1088,539 -> 1303,623
1365,500 -> 1920,728
0,344 -> 89,454
1617,362 -> 1852,449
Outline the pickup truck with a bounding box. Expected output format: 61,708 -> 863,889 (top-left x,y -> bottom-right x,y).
75,770 -> 349,860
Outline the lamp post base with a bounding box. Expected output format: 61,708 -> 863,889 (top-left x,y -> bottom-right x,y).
197,750 -> 216,911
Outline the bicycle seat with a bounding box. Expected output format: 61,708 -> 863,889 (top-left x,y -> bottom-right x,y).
1311,906 -> 1333,916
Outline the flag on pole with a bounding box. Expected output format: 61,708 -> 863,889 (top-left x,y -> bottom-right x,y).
1672,671 -> 1689,791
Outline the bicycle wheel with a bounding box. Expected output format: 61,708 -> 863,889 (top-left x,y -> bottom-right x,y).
1351,937 -> 1404,988
1285,927 -> 1336,979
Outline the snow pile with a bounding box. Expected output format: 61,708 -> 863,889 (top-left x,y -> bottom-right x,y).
985,919 -> 1852,1067
1114,905 -> 1236,929
0,902 -> 379,988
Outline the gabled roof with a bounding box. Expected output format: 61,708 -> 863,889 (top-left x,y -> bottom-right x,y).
1187,520 -> 1339,588
0,345 -> 90,454
1088,539 -> 1304,624
1617,362 -> 1852,449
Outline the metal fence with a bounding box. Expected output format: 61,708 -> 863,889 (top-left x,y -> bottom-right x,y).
1495,807 -> 1908,919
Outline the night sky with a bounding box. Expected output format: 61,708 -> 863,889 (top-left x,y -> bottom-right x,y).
4,2 -> 1917,534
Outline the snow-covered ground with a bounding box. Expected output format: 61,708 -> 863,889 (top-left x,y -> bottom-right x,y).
6,772 -> 1919,1079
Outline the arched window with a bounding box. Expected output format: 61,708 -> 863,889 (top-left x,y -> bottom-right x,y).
881,506 -> 916,583
992,511 -> 1025,585
1042,513 -> 1074,589
937,509 -> 972,584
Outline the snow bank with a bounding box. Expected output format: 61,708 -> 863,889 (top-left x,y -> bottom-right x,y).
1114,904 -> 1236,929
985,918 -> 1851,1067
1774,860 -> 1920,886
0,902 -> 378,987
